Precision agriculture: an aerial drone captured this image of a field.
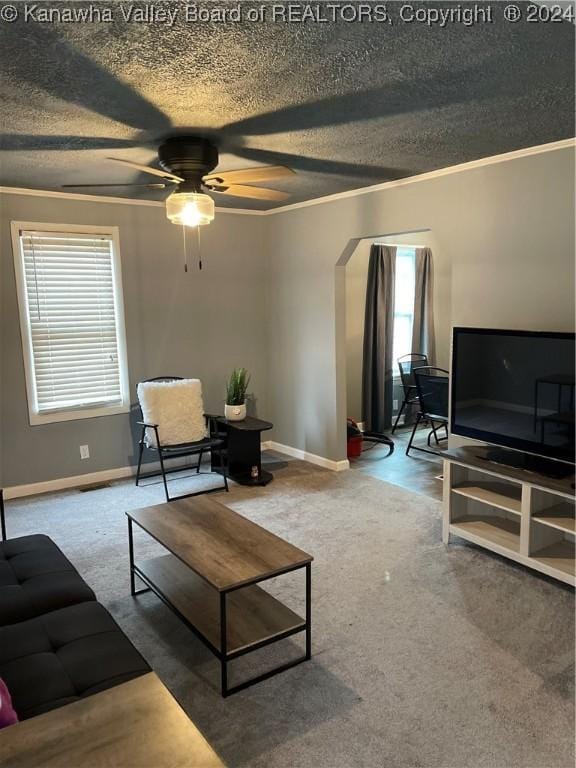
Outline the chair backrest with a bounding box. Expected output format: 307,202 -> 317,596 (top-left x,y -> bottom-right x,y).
413,366 -> 449,420
142,376 -> 183,384
398,354 -> 429,394
137,378 -> 206,447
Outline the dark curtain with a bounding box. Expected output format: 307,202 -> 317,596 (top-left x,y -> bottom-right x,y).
411,247 -> 436,363
362,245 -> 396,433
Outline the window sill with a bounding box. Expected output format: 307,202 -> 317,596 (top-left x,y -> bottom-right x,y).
29,402 -> 130,426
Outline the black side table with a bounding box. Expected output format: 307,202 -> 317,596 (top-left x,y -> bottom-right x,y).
212,416 -> 273,486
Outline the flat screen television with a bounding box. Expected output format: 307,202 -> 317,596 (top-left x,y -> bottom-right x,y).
451,328 -> 575,474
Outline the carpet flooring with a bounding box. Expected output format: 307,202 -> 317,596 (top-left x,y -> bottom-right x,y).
6,454 -> 575,768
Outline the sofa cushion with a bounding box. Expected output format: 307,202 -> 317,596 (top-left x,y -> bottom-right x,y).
0,602 -> 150,720
0,535 -> 95,626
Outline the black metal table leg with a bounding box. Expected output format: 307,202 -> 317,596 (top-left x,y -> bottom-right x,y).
0,489 -> 6,542
222,564 -> 312,696
128,516 -> 136,596
220,591 -> 228,697
305,562 -> 312,660
128,517 -> 151,597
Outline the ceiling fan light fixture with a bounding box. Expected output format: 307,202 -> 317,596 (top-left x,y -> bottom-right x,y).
166,191 -> 215,227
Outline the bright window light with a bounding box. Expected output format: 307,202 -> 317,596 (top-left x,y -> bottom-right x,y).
392,247 -> 416,364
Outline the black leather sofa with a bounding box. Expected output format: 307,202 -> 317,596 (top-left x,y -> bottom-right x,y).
0,534 -> 149,720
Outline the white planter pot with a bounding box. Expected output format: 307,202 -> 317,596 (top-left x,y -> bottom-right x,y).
225,403 -> 246,421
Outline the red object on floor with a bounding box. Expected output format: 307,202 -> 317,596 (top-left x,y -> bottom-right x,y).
347,418 -> 363,459
347,435 -> 363,459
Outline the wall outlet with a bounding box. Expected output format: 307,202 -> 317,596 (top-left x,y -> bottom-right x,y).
79,445 -> 90,460
393,399 -> 398,409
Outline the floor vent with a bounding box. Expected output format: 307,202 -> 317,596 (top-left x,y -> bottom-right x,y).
79,483 -> 112,492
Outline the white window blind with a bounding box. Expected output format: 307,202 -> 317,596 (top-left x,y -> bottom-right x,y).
15,227 -> 129,422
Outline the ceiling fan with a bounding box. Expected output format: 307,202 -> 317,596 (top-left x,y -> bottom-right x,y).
62,136 -> 295,226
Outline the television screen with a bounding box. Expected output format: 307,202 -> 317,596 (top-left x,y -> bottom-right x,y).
451,328 -> 575,464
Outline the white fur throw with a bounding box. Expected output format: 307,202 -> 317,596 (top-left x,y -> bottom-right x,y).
137,379 -> 207,447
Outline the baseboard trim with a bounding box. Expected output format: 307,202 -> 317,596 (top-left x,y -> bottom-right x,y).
264,441 -> 349,472
3,457 -> 191,500
5,440 -> 348,499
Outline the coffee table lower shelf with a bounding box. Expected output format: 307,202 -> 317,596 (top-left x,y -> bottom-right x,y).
132,554 -> 311,696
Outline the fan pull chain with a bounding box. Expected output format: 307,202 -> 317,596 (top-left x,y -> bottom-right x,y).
197,225 -> 202,270
181,224 -> 204,272
181,224 -> 188,272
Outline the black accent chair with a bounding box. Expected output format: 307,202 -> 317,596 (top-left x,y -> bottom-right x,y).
406,366 -> 449,457
135,376 -> 228,502
391,353 -> 429,433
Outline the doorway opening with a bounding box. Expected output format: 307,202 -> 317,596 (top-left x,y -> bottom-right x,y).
336,229 -> 450,499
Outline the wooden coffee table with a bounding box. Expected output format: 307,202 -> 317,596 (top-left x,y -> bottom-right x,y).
126,497 -> 313,696
0,673 -> 223,767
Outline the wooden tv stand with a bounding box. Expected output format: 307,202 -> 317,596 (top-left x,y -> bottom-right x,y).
443,446 -> 575,586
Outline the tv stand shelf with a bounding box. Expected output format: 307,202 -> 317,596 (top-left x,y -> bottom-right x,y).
451,483 -> 522,515
443,447 -> 575,586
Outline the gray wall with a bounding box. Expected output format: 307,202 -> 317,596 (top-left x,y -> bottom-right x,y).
2,146 -> 574,484
345,231 -> 450,421
0,193 -> 268,486
266,147 -> 575,461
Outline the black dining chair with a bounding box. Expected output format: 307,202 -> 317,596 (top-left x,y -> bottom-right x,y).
391,353 -> 429,433
406,366 -> 449,457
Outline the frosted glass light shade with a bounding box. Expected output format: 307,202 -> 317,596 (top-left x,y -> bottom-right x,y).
166,192 -> 215,227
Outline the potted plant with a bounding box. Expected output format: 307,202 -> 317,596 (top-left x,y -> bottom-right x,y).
225,368 -> 250,421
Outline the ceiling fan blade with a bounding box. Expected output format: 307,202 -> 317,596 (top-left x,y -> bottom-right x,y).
223,53 -> 571,138
0,23 -> 171,133
223,88 -> 396,136
107,158 -> 183,182
0,134 -> 138,152
230,146 -> 410,180
203,165 -> 295,185
207,184 -> 289,202
62,183 -> 166,189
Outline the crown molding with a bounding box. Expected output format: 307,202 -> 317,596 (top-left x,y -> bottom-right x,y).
263,137 -> 576,215
0,186 -> 266,215
0,186 -> 163,207
1,138 -> 573,216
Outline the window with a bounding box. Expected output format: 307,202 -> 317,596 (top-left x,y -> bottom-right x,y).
12,223 -> 130,425
392,247 -> 416,365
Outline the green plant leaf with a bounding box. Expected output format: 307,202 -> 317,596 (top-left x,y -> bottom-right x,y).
225,367 -> 251,405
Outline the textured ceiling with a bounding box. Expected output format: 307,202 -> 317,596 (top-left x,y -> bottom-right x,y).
0,1 -> 574,209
